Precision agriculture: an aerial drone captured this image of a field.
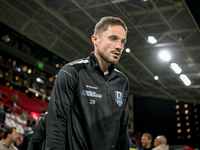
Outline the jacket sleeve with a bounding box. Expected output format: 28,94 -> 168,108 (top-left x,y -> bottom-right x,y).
27,114 -> 47,150
118,81 -> 130,150
45,65 -> 78,150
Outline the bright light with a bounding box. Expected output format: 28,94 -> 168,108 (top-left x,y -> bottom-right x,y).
176,105 -> 179,109
177,117 -> 180,121
148,36 -> 157,44
158,51 -> 171,61
177,129 -> 181,133
154,76 -> 159,80
15,76 -> 19,81
186,122 -> 189,126
187,128 -> 190,132
28,69 -> 32,74
56,64 -> 59,68
35,93 -> 39,97
125,48 -> 131,53
170,63 -> 182,74
187,135 -> 191,139
47,96 -> 51,101
185,110 -> 189,114
36,77 -> 44,84
180,74 -> 191,86
176,111 -> 180,115
177,123 -> 181,127
184,104 -> 188,108
15,67 -> 21,72
49,77 -> 53,82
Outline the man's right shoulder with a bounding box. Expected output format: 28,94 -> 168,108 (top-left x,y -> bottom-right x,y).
68,58 -> 89,66
62,58 -> 89,73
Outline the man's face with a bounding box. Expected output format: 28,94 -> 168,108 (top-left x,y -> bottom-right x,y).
154,138 -> 160,147
36,116 -> 42,126
10,129 -> 18,143
92,25 -> 127,64
141,135 -> 151,148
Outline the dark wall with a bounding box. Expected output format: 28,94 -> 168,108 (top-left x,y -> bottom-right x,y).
134,96 -> 200,148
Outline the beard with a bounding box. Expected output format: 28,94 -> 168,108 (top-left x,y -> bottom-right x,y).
97,48 -> 121,64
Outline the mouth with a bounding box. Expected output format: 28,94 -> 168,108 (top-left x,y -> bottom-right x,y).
112,52 -> 120,57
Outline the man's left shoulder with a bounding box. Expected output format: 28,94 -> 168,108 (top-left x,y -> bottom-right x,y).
114,69 -> 128,80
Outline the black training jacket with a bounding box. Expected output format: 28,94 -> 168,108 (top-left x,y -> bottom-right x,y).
46,52 -> 129,150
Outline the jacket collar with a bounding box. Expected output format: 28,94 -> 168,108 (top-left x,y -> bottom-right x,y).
88,51 -> 116,74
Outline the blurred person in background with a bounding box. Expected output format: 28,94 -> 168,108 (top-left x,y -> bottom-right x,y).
140,133 -> 154,150
27,112 -> 48,150
0,127 -> 5,140
129,137 -> 138,150
0,127 -> 19,150
152,135 -> 169,150
20,113 -> 44,150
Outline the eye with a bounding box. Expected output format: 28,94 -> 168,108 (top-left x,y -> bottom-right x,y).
110,36 -> 116,41
121,39 -> 126,44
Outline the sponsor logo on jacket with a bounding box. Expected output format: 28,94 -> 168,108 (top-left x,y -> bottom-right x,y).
115,91 -> 123,106
81,90 -> 102,98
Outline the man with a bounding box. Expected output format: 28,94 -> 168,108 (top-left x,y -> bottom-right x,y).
27,112 -> 47,150
20,113 -> 44,150
0,127 -> 18,150
140,133 -> 154,150
46,16 -> 129,150
129,138 -> 138,150
152,135 -> 169,150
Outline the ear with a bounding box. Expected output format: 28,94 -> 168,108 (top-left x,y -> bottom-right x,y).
91,35 -> 98,47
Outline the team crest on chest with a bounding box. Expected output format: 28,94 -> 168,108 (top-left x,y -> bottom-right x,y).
115,91 -> 123,106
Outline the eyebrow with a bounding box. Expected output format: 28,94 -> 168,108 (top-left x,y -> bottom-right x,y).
110,35 -> 127,41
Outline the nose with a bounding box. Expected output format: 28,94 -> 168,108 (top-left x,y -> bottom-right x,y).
115,40 -> 123,51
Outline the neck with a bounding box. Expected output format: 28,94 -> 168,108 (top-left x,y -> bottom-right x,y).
145,144 -> 151,149
4,138 -> 12,146
94,53 -> 111,73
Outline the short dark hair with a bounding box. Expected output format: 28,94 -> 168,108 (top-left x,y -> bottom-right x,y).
94,16 -> 128,35
142,133 -> 152,140
38,113 -> 45,118
3,127 -> 16,139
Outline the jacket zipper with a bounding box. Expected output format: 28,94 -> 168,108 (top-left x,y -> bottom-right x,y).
105,81 -> 108,96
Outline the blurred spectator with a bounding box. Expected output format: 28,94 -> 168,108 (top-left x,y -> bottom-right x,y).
152,135 -> 169,150
0,127 -> 19,150
3,100 -> 11,113
27,116 -> 36,129
21,111 -> 29,121
12,93 -> 18,105
140,133 -> 154,150
0,109 -> 5,126
132,132 -> 141,148
14,136 -> 22,149
0,127 -> 5,140
27,112 -> 47,150
2,92 -> 7,98
12,93 -> 21,110
21,113 -> 44,150
129,137 -> 138,150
